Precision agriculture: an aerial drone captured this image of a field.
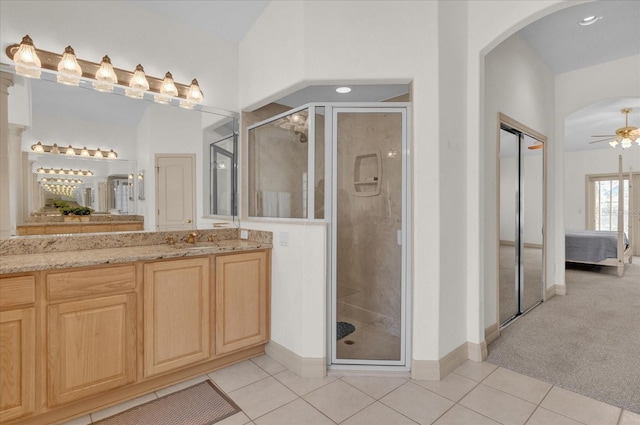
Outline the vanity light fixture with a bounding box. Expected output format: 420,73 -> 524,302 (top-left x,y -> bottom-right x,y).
336,86 -> 352,94
13,35 -> 41,79
7,36 -> 204,105
155,72 -> 178,104
57,46 -> 83,86
31,142 -> 118,159
125,64 -> 150,99
41,177 -> 83,184
36,167 -> 94,176
93,55 -> 118,92
179,79 -> 204,109
137,170 -> 145,200
43,184 -> 77,197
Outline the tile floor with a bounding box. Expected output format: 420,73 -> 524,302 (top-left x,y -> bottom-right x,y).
62,356 -> 640,425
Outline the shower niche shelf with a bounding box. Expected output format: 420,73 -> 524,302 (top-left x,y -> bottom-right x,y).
353,151 -> 381,197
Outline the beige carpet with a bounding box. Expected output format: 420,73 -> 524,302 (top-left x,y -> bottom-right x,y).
487,258 -> 640,413
94,380 -> 240,425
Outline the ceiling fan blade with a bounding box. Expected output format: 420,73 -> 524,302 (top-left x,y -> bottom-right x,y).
589,138 -> 615,144
591,135 -> 616,137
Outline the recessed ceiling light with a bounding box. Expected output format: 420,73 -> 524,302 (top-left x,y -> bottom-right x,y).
579,15 -> 602,26
336,86 -> 352,94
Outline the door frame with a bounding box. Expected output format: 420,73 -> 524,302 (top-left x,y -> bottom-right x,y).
327,105 -> 411,370
496,113 -> 548,329
155,153 -> 196,231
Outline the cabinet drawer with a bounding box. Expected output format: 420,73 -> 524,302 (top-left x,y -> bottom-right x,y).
0,275 -> 36,308
47,265 -> 136,300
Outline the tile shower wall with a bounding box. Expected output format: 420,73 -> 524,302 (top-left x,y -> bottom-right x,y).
336,112 -> 402,337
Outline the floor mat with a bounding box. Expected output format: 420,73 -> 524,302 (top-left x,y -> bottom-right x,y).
93,380 -> 240,425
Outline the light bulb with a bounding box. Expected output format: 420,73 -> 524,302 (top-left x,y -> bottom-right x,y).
65,145 -> 76,155
107,149 -> 118,159
13,35 -> 41,79
80,147 -> 90,157
180,79 -> 203,109
93,55 -> 118,92
57,46 -> 82,86
155,72 -> 178,104
94,148 -> 103,158
125,64 -> 149,99
50,144 -> 60,154
609,140 -> 619,148
621,138 -> 632,149
32,142 -> 45,153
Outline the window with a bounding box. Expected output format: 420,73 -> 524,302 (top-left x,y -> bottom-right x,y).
588,175 -> 629,234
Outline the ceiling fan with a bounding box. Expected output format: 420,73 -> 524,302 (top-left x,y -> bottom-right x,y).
589,108 -> 640,148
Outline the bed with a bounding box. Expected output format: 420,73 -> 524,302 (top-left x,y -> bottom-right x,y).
565,155 -> 634,277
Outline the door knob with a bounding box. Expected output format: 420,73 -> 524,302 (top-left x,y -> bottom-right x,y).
185,219 -> 192,223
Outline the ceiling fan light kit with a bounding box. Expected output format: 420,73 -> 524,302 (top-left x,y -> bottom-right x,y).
589,108 -> 640,149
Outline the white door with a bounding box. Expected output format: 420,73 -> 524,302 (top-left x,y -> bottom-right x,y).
156,155 -> 195,231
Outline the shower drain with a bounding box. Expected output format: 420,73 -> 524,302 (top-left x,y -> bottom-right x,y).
344,340 -> 355,345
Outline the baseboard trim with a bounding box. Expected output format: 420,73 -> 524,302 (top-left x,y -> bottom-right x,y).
555,284 -> 567,296
265,341 -> 325,378
411,342 -> 468,381
467,340 -> 487,362
485,323 -> 500,345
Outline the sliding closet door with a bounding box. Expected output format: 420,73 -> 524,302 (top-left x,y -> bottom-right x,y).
499,125 -> 544,327
521,134 -> 544,313
499,129 -> 519,324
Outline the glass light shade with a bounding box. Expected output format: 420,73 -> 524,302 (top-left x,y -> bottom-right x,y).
93,55 -> 118,92
80,147 -> 90,157
620,138 -> 632,149
57,46 -> 83,86
14,35 -> 42,78
155,72 -> 178,104
32,142 -> 45,153
179,79 -> 203,109
94,148 -> 103,158
50,144 -> 60,154
107,149 -> 118,159
609,140 -> 619,148
125,64 -> 149,99
65,145 -> 76,155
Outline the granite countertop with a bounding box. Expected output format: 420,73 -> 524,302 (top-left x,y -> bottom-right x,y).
17,220 -> 143,227
0,229 -> 272,274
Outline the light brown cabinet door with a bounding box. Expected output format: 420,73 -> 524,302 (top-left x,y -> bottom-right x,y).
47,294 -> 136,406
0,308 -> 35,422
216,251 -> 269,355
143,258 -> 210,377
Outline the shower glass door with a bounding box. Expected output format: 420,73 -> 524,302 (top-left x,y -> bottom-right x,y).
330,106 -> 408,366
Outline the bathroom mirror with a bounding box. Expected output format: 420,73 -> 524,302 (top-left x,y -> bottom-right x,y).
4,64 -> 238,235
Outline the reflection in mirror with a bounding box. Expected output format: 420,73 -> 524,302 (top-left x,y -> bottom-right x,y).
3,64 -> 238,237
204,118 -> 238,217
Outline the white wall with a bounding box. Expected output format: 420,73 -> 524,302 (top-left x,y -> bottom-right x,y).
564,149 -> 640,230
482,32 -> 555,329
240,0 -> 444,363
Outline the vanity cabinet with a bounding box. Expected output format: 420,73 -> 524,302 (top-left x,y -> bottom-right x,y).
143,258 -> 210,377
45,266 -> 137,407
215,251 -> 270,355
0,247 -> 270,425
0,275 -> 36,422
